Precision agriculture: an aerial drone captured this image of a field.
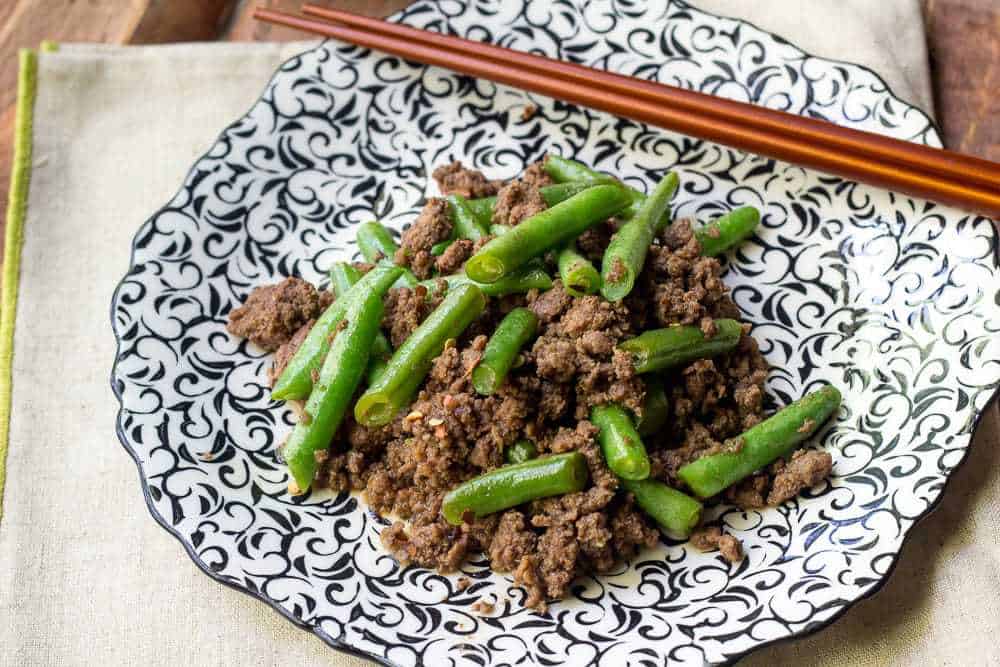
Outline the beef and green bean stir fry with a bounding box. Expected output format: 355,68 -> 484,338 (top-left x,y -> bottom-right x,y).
227,155 -> 840,611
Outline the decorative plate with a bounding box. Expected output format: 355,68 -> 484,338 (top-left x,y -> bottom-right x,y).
110,1 -> 1000,664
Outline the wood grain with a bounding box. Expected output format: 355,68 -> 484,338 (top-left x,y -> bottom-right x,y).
924,0 -> 1000,161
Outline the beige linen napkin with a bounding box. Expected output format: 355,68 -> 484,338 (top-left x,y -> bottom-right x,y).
2,2 -> 996,666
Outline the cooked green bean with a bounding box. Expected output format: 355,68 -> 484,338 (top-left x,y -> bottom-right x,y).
466,196 -> 495,226
329,261 -> 393,385
282,292 -> 383,491
420,264 -> 553,297
356,221 -> 418,288
441,452 -> 589,525
591,404 -> 651,481
472,307 -> 538,395
505,439 -> 538,465
601,172 -> 679,301
543,155 -> 617,185
619,319 -> 743,374
622,479 -> 703,539
635,377 -> 669,437
328,262 -> 362,297
557,243 -> 601,297
448,194 -> 489,242
357,221 -> 399,263
430,239 -> 454,256
355,284 -> 486,426
695,206 -> 761,257
544,155 -> 647,219
678,385 -> 842,499
489,223 -> 512,237
465,184 -> 631,283
271,265 -> 402,400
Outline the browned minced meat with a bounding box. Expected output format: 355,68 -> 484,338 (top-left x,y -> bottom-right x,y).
228,159 -> 845,612
396,198 -> 453,279
768,450 -> 833,505
642,218 -> 732,330
520,104 -> 538,122
529,286 -> 645,419
269,319 -> 313,384
432,161 -> 503,198
690,526 -> 743,563
435,238 -> 473,275
471,599 -> 495,614
575,220 -> 616,261
724,449 -> 833,510
492,180 -> 548,227
382,285 -> 437,348
226,277 -> 329,351
520,161 -> 553,188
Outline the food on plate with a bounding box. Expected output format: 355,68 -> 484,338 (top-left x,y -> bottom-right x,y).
226,155 -> 840,610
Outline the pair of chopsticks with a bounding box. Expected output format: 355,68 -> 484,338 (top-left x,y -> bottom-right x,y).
255,5 -> 1000,218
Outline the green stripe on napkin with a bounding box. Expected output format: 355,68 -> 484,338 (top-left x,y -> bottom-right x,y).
0,42 -> 56,524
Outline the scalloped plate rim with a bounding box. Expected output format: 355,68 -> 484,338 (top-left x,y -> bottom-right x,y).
107,2 -> 1000,665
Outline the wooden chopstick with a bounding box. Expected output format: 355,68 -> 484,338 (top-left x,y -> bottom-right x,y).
254,7 -> 1000,217
301,4 -> 1000,195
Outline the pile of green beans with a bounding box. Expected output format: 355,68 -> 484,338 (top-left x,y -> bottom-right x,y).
354,283 -> 486,426
601,172 -> 679,301
282,292 -> 383,491
441,452 -> 589,525
465,184 -> 632,283
591,404 -> 651,480
356,221 -> 418,288
472,307 -> 538,395
619,319 -> 743,374
678,385 -> 842,498
271,264 -> 402,400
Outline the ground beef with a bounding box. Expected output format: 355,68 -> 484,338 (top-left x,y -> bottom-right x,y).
492,180 -> 547,227
723,449 -> 833,509
530,293 -> 644,418
690,526 -> 743,563
432,161 -> 503,198
767,450 -> 833,505
520,104 -> 538,122
521,160 -> 553,187
227,277 -> 328,351
640,219 -> 731,329
382,286 -> 435,348
435,238 -> 473,274
575,220 -> 615,261
489,511 -> 537,572
397,198 -> 453,279
269,319 -> 313,384
528,281 -> 572,324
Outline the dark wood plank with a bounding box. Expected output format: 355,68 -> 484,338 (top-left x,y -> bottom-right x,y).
924,0 -> 1000,160
224,0 -> 410,41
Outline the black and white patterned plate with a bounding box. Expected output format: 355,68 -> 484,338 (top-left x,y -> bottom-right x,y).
110,1 -> 1000,664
